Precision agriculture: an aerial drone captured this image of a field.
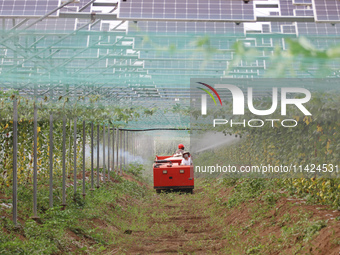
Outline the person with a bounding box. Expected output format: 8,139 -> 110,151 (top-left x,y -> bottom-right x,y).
181,151 -> 193,166
174,143 -> 185,157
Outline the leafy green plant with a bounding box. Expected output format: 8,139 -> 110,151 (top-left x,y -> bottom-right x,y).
125,163 -> 145,177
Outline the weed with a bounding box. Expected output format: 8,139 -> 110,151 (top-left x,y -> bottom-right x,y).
262,191 -> 280,205
278,213 -> 291,227
246,244 -> 264,254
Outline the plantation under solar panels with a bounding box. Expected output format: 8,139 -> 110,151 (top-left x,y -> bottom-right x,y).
118,0 -> 256,22
0,0 -> 339,121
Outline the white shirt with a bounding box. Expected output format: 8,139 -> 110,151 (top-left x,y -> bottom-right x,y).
181,157 -> 192,166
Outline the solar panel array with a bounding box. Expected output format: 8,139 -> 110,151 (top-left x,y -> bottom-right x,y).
128,21 -> 245,34
0,0 -> 60,17
293,0 -> 312,4
297,22 -> 340,35
119,0 -> 255,21
279,0 -> 314,16
313,0 -> 340,22
0,1 -> 339,104
294,9 -> 314,16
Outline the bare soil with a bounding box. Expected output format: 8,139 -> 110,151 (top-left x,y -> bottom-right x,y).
1,175 -> 340,254
116,178 -> 340,255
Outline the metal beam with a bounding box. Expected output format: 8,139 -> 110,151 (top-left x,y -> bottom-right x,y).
93,2 -> 118,7
256,16 -> 315,22
59,12 -> 118,20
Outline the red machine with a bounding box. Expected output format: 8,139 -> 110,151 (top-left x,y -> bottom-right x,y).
153,155 -> 194,193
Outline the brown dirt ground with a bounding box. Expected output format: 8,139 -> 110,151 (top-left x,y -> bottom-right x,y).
118,179 -> 340,255
1,175 -> 340,254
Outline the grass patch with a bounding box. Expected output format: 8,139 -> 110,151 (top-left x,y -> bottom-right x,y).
0,166 -> 150,254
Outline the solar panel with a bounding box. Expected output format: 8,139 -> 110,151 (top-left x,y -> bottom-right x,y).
60,0 -> 92,13
280,0 -> 296,16
262,24 -> 271,33
297,22 -> 340,35
294,9 -> 314,16
293,0 -> 312,5
0,0 -> 60,17
281,24 -> 297,33
31,18 -> 76,31
128,21 -> 245,34
268,22 -> 295,33
280,0 -> 314,16
0,17 -> 76,31
119,0 -> 255,22
312,0 -> 340,22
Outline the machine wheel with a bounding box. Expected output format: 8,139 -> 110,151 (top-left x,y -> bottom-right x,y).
156,189 -> 161,194
185,188 -> 193,194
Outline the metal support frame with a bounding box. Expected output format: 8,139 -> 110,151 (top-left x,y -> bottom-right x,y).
90,122 -> 94,190
24,0 -> 75,30
0,0 -> 74,43
119,129 -> 122,174
123,130 -> 126,167
32,103 -> 39,219
59,12 -> 118,20
126,131 -> 129,165
103,125 -> 106,182
73,118 -> 77,197
131,132 -> 136,162
79,0 -> 96,12
49,113 -> 53,208
5,22 -> 93,74
62,116 -> 67,208
12,99 -> 18,226
116,128 -> 119,174
96,124 -> 100,188
82,120 -> 86,197
112,126 -> 115,173
107,124 -> 110,181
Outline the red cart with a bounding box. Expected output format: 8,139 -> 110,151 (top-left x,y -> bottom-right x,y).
153,155 -> 194,194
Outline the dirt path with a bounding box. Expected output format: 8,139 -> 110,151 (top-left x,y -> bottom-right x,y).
125,188 -> 219,254
112,178 -> 340,255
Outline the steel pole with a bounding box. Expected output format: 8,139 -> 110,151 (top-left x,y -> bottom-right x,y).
90,122 -> 94,190
127,131 -> 129,164
103,125 -> 105,183
82,120 -> 86,197
32,103 -> 38,219
123,130 -> 126,167
132,132 -> 135,162
107,125 -> 110,181
68,120 -> 72,180
73,118 -> 77,197
12,99 -> 18,226
49,113 -> 53,208
120,129 -> 122,174
112,126 -> 115,174
96,124 -> 100,188
62,116 -> 67,208
125,131 -> 127,164
133,132 -> 135,161
116,128 -> 119,173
